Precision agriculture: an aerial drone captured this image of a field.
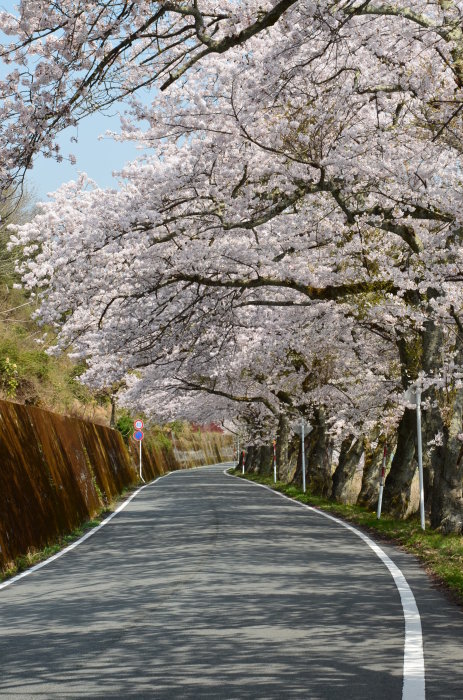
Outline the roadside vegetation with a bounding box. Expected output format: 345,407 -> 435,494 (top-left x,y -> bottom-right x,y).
232,470 -> 463,606
116,410 -> 181,450
0,293 -> 112,421
0,192 -> 113,422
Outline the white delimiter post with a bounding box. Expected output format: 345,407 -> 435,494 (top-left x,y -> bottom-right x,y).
273,440 -> 277,484
416,388 -> 425,530
301,421 -> 306,493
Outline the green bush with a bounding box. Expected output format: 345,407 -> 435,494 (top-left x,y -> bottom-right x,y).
66,362 -> 93,403
0,356 -> 19,397
152,431 -> 172,452
0,339 -> 19,363
116,412 -> 134,443
17,350 -> 50,380
168,419 -> 185,436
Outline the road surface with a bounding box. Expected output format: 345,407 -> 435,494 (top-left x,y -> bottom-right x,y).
0,464 -> 462,699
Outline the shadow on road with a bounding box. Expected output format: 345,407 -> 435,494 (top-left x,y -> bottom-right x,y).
0,466 -> 461,699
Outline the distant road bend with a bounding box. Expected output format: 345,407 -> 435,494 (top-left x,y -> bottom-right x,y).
1,464 -> 462,699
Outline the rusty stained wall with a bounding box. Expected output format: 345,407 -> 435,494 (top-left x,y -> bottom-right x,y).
171,430 -> 234,467
0,400 -> 232,568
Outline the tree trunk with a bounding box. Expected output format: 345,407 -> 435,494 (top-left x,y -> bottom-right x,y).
292,407 -> 333,496
307,407 -> 333,496
276,413 -> 296,481
422,399 -> 444,514
421,316 -> 445,515
258,444 -> 274,476
331,435 -> 364,504
244,445 -> 256,472
430,310 -> 463,532
430,389 -> 463,533
382,329 -> 420,516
384,318 -> 444,518
357,432 -> 388,509
110,395 -> 116,428
382,407 -> 418,517
285,436 -> 300,483
248,444 -> 273,475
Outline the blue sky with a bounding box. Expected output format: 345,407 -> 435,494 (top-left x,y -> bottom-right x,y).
26,104 -> 150,203
1,0 -> 152,202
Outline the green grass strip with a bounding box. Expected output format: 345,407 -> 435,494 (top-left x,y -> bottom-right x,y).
233,470 -> 463,606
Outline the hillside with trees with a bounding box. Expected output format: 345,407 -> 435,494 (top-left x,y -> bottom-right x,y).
0,192 -> 111,420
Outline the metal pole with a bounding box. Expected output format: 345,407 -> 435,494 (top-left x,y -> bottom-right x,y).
416,388 -> 425,530
237,437 -> 240,468
139,440 -> 145,483
301,421 -> 306,493
242,449 -> 245,475
377,445 -> 387,519
273,440 -> 277,483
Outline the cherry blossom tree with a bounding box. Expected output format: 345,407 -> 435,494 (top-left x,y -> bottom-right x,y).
4,1 -> 463,531
1,1 -> 462,196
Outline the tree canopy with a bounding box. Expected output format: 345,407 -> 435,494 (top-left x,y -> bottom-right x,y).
3,1 -> 463,531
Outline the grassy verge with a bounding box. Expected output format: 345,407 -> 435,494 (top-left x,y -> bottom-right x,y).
0,483 -> 141,584
231,469 -> 463,606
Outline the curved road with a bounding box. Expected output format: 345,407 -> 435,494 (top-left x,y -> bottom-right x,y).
0,464 -> 462,699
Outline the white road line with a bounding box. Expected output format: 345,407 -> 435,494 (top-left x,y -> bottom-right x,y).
225,469 -> 425,700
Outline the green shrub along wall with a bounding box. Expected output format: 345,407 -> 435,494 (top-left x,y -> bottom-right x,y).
0,399 -> 233,568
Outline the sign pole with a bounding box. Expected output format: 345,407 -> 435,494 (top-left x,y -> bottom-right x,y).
416,388 -> 425,530
139,439 -> 145,483
402,386 -> 426,529
133,419 -> 145,483
301,420 -> 306,493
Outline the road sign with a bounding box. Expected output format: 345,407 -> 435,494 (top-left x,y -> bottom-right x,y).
293,420 -> 312,436
403,387 -> 418,405
134,419 -> 144,430
133,429 -> 144,441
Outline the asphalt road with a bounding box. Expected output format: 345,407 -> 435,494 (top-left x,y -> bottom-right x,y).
1,464 -> 462,699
